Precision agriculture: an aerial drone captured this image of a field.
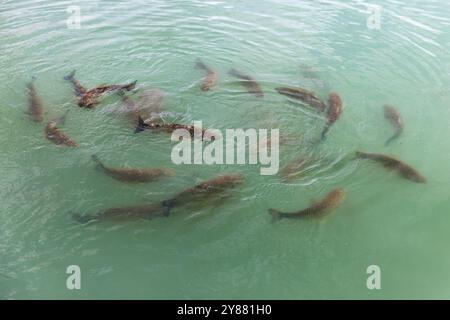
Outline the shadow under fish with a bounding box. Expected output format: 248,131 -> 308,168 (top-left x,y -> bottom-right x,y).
92,155 -> 174,183
71,203 -> 167,224
269,188 -> 346,222
118,89 -> 165,121
64,70 -> 137,108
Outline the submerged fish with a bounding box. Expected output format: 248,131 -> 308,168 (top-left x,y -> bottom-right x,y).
71,203 -> 167,224
276,87 -> 327,112
321,92 -> 343,140
280,158 -> 309,182
269,188 -> 346,222
26,76 -> 44,122
92,155 -> 174,183
383,105 -> 404,146
196,59 -> 219,91
45,111 -> 78,147
228,68 -> 264,97
162,174 -> 245,215
64,70 -> 137,108
356,151 -> 426,183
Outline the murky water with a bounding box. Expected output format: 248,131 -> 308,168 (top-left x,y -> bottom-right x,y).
1,0 -> 450,299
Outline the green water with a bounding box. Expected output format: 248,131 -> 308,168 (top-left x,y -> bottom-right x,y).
1,0 -> 450,299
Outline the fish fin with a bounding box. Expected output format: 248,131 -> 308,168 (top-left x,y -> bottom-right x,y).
268,208 -> 282,223
64,70 -> 76,81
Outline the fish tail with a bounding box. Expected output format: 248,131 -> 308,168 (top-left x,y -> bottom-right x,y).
195,58 -> 209,71
64,70 -> 76,81
27,76 -> 37,89
55,110 -> 70,126
162,199 -> 175,217
70,212 -> 94,224
125,80 -> 137,91
385,129 -> 402,147
91,154 -> 105,171
134,115 -> 147,133
268,208 -> 283,223
320,125 -> 330,141
355,151 -> 370,159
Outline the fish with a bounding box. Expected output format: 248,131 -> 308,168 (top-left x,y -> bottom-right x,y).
356,151 -> 426,183
321,92 -> 343,140
269,188 -> 346,222
26,76 -> 44,122
228,68 -> 264,97
64,70 -> 137,108
45,111 -> 78,147
196,59 -> 219,91
71,203 -> 167,224
383,105 -> 404,146
135,115 -> 209,139
92,155 -> 174,183
162,174 -> 245,215
276,87 -> 327,112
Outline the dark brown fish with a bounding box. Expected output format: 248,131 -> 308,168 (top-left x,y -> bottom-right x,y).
45,111 -> 78,147
64,70 -> 137,108
276,87 -> 327,112
356,151 -> 426,183
196,59 -> 219,91
321,92 -> 343,140
92,155 -> 174,183
71,203 -> 167,224
269,188 -> 346,222
228,68 -> 264,97
384,105 -> 404,146
135,115 -> 209,140
162,174 -> 245,215
27,77 -> 44,122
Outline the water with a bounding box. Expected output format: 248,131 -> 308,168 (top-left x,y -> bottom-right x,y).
1,0 -> 450,299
